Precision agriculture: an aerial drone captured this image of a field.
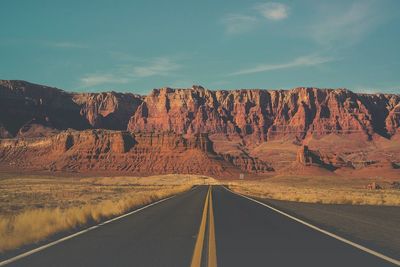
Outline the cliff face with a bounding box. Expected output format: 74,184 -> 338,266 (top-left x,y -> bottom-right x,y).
0,129 -> 272,176
72,92 -> 142,130
0,130 -> 221,176
0,80 -> 141,137
0,80 -> 88,136
128,86 -> 400,142
1,81 -> 399,141
385,102 -> 400,136
0,80 -> 399,176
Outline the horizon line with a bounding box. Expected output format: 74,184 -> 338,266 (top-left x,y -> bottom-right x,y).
0,79 -> 398,96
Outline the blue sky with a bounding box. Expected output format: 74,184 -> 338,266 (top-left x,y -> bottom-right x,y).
0,0 -> 399,94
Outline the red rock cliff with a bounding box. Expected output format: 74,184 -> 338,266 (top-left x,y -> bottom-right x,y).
0,129 -> 267,176
1,81 -> 399,141
1,80 -> 399,175
127,86 -> 400,142
0,80 -> 141,137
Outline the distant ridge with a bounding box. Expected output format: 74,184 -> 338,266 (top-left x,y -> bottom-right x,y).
1,80 -> 399,139
0,80 -> 399,176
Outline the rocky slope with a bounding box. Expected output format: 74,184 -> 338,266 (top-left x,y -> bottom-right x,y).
1,81 -> 399,141
0,129 -> 271,176
0,80 -> 141,137
0,80 -> 399,176
128,86 -> 400,142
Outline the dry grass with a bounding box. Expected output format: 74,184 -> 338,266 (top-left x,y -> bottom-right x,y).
0,174 -> 217,252
228,175 -> 400,206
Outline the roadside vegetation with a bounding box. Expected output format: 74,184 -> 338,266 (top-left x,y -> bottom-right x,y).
2,173 -> 399,253
0,174 -> 217,252
228,175 -> 400,206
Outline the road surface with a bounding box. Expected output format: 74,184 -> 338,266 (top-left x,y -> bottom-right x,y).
1,186 -> 398,266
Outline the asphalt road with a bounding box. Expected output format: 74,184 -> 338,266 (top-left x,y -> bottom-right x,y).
2,185 -> 398,267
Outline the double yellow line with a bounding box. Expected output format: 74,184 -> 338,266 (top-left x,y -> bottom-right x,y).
190,186 -> 217,267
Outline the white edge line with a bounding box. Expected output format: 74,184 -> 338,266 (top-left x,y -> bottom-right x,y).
0,195 -> 176,266
224,186 -> 400,266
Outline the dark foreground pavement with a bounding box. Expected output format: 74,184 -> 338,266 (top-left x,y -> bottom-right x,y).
212,186 -> 398,267
1,185 -> 398,267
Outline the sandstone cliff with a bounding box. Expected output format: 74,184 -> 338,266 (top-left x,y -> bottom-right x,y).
0,80 -> 399,175
0,80 -> 141,137
1,81 -> 399,141
127,86 -> 400,142
0,129 -> 271,176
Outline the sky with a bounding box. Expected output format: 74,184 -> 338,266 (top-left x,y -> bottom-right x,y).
0,0 -> 399,94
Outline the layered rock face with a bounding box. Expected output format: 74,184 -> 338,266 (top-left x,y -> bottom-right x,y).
0,80 -> 399,175
0,80 -> 141,137
385,102 -> 400,136
0,130 -> 234,176
128,86 -> 400,142
296,145 -> 340,171
72,92 -> 142,130
1,81 -> 399,141
0,129 -> 273,176
0,80 -> 88,136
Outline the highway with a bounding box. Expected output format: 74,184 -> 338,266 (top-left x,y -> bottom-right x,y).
1,186 -> 398,267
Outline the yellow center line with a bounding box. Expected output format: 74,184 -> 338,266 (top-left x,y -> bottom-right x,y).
208,187 -> 218,267
191,187 -> 210,267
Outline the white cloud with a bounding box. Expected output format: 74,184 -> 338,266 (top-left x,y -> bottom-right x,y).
310,1 -> 377,46
79,56 -> 182,87
80,74 -> 129,87
133,57 -> 181,77
220,14 -> 257,34
255,2 -> 289,21
230,54 -> 334,75
220,2 -> 289,34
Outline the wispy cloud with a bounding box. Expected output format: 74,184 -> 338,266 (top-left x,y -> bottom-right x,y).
255,2 -> 289,21
79,56 -> 182,88
220,14 -> 258,35
310,1 -> 378,46
80,74 -> 129,87
221,2 -> 289,34
229,54 -> 334,76
133,57 -> 181,77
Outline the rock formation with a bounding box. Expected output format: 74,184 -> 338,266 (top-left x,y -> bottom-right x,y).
127,86 -> 400,142
296,145 -> 338,171
0,80 -> 141,137
0,80 -> 399,176
1,81 -> 399,141
0,129 -> 272,176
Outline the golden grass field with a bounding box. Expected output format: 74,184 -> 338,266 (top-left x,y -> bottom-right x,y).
228,175 -> 400,206
0,174 -> 217,252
